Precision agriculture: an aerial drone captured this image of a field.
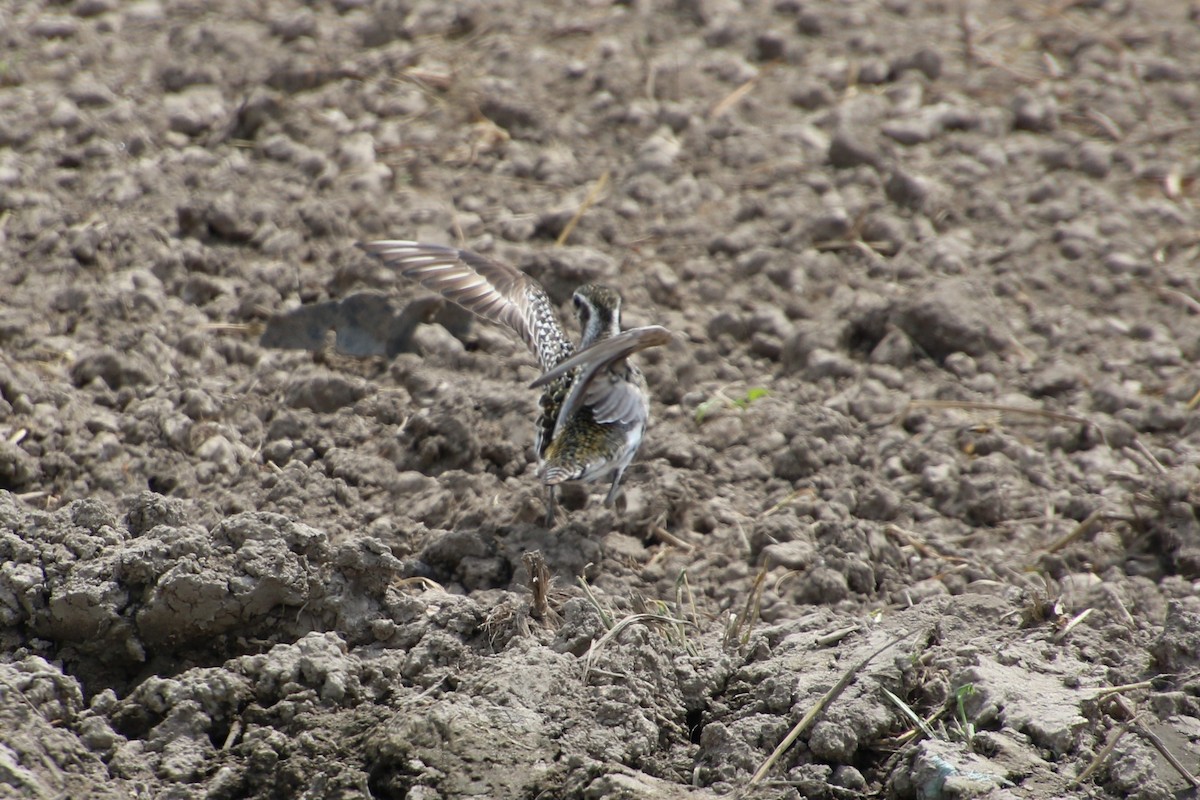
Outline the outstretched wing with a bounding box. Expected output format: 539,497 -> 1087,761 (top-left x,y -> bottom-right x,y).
531,325 -> 671,438
358,240 -> 571,370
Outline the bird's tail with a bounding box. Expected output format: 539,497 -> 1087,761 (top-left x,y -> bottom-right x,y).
538,464 -> 575,485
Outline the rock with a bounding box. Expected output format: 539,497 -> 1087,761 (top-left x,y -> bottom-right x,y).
165,87 -> 228,137
882,116 -> 940,145
829,129 -> 884,169
283,374 -> 370,413
70,349 -> 155,389
885,169 -> 931,210
1152,599 -> 1200,672
890,47 -> 943,80
29,17 -> 80,37
893,285 -> 1008,360
0,440 -> 37,489
808,719 -> 858,762
1012,91 -> 1058,132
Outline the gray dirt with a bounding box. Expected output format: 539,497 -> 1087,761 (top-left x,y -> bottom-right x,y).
2,0 -> 1199,798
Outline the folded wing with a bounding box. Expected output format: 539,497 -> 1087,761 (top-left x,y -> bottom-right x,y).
531,325 -> 671,438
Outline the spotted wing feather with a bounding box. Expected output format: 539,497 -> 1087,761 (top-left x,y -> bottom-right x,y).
358,240 -> 571,370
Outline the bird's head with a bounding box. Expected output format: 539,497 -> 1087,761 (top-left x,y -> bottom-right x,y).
572,284 -> 622,346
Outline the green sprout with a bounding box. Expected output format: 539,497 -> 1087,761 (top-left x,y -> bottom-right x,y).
695,386 -> 769,423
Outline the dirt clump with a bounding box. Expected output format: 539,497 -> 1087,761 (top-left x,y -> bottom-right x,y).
2,1 -> 1200,798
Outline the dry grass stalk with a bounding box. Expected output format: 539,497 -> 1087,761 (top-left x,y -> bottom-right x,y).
724,566 -> 767,648
555,170 -> 609,247
523,550 -> 553,621
749,629 -> 919,784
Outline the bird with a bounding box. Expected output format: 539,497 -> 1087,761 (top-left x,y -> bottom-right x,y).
358,240 -> 671,525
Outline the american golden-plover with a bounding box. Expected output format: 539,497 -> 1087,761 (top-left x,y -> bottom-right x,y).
360,240 -> 670,524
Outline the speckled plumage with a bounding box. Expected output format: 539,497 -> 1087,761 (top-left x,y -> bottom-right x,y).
358,240 -> 670,522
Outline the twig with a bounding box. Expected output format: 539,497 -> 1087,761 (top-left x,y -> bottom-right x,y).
724,567 -> 767,648
392,576 -> 446,593
577,573 -> 614,630
1054,608 -> 1094,641
709,68 -> 769,119
1084,108 -> 1123,141
814,625 -> 859,647
653,525 -> 694,551
1129,438 -> 1167,475
762,488 -> 813,518
523,551 -> 553,621
1069,723 -> 1127,789
582,613 -> 692,682
885,524 -> 969,563
1130,716 -> 1200,788
555,170 -> 609,247
905,399 -> 1095,430
1158,287 -> 1200,316
1044,509 -> 1108,554
203,322 -> 262,335
881,687 -> 939,743
893,705 -> 952,746
1110,695 -> 1200,788
222,719 -> 243,750
958,0 -> 975,69
1087,681 -> 1154,699
749,629 -> 920,784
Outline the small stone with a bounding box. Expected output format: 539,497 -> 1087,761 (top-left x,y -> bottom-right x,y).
753,31 -> 788,62
829,129 -> 883,169
761,538 -> 817,570
790,80 -> 834,109
284,374 -> 369,413
885,169 -> 930,210
808,719 -> 858,761
336,132 -> 377,169
29,16 -> 79,37
805,348 -> 858,380
1076,140 -> 1112,178
0,439 -> 38,489
49,99 -> 82,129
795,10 -> 823,35
70,349 -> 154,389
68,80 -> 116,107
72,0 -> 118,16
882,116 -> 939,145
804,566 -> 851,604
165,87 -> 228,137
893,285 -> 1008,360
706,312 -> 749,342
195,434 -> 238,473
856,484 -> 901,520
269,9 -> 318,41
1012,91 -> 1058,132
1030,364 -> 1082,396
857,58 -> 890,85
869,327 -> 914,366
890,47 -> 942,80
206,196 -> 257,243
635,129 -> 681,173
831,765 -> 867,791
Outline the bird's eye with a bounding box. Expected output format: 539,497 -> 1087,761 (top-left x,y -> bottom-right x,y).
572,295 -> 583,308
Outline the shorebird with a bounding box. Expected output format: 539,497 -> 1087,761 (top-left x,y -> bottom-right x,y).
358,240 -> 670,524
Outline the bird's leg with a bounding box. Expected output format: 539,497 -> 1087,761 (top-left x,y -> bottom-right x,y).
544,484 -> 558,528
603,467 -> 627,507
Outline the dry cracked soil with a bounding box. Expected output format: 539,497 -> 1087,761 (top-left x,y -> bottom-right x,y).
2,0 -> 1200,798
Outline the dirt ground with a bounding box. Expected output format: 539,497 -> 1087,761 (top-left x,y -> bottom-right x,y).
2,0 -> 1199,797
